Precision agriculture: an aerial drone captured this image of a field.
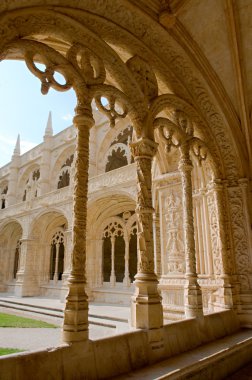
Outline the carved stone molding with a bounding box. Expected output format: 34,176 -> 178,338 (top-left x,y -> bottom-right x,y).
227,185 -> 251,291
164,191 -> 184,274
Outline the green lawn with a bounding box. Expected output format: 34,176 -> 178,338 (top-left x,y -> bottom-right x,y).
0,348 -> 24,356
0,313 -> 57,328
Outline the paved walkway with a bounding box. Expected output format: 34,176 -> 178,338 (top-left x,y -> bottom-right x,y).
0,295 -> 131,351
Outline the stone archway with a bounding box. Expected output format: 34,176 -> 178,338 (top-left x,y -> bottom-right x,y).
0,220 -> 23,294
0,2 -> 250,342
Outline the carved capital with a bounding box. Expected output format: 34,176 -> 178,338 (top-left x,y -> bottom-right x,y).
207,178 -> 223,192
130,137 -> 158,159
178,142 -> 193,172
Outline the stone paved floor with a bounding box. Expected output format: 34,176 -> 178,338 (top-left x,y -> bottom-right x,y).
0,295 -> 131,351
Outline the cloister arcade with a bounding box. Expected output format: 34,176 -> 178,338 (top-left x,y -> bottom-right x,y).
0,1 -> 251,379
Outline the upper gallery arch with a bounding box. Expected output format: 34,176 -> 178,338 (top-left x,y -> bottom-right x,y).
0,2 -> 246,180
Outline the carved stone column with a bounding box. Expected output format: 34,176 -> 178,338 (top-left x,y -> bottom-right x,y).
53,243 -> 60,283
208,180 -> 233,309
15,238 -> 38,297
130,137 -> 163,332
110,236 -> 116,287
178,143 -> 203,318
62,229 -> 72,284
123,238 -> 131,287
153,212 -> 162,276
62,106 -> 94,343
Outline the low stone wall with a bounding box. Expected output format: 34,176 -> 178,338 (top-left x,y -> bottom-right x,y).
0,310 -> 241,380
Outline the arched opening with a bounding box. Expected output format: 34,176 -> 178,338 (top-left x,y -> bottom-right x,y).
0,3 -> 250,358
13,240 -> 21,279
0,221 -> 22,294
102,237 -> 111,283
49,230 -> 65,282
28,211 -> 68,299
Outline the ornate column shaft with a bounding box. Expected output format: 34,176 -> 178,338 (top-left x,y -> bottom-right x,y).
123,239 -> 131,287
130,137 -> 163,331
62,105 -> 94,343
208,179 -> 233,309
62,229 -> 72,283
153,212 -> 162,276
178,142 -> 203,318
53,243 -> 60,283
110,236 -> 116,287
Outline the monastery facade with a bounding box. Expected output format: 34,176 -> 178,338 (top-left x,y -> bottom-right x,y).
1,108 -> 250,323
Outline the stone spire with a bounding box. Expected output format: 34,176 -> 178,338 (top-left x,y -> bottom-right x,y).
13,134 -> 20,156
44,111 -> 53,137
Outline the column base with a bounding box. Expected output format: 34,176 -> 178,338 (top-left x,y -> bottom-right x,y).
123,275 -> 131,287
131,273 -> 163,329
62,279 -> 89,343
14,274 -> 39,297
184,277 -> 203,318
110,274 -> 116,287
213,277 -> 233,310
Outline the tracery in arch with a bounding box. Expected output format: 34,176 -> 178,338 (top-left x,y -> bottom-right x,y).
22,168 -> 40,202
102,212 -> 138,287
105,125 -> 133,172
0,221 -> 23,285
57,154 -> 74,189
49,230 -> 65,282
0,184 -> 8,209
103,221 -> 124,285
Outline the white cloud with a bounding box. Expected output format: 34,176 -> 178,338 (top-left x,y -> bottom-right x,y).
61,113 -> 73,121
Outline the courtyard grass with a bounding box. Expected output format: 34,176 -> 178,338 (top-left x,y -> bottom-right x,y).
0,313 -> 57,328
0,348 -> 25,356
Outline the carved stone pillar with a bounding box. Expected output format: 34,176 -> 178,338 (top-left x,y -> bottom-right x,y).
62,106 -> 94,343
208,180 -> 233,309
15,238 -> 38,297
178,143 -> 203,318
53,243 -> 60,283
227,181 -> 251,294
123,238 -> 131,287
153,212 -> 162,276
130,137 -> 163,332
110,236 -> 116,287
62,229 -> 72,284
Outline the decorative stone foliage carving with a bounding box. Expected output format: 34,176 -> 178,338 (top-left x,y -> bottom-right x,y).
228,185 -> 251,290
66,43 -> 106,86
130,138 -> 158,273
165,192 -> 184,273
126,55 -> 158,102
207,192 -> 222,275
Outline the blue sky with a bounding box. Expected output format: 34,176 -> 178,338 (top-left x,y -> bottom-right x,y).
0,60 -> 77,167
